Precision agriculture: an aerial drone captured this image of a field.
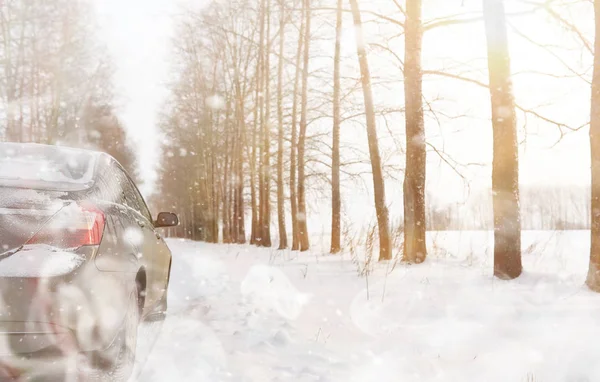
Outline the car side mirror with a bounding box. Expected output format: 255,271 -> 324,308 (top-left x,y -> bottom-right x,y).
155,212 -> 179,228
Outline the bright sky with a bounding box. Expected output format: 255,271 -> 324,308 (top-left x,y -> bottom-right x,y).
93,0 -> 179,195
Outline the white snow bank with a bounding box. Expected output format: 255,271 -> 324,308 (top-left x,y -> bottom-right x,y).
136,232 -> 600,382
166,243 -> 230,312
136,316 -> 227,382
241,265 -> 311,320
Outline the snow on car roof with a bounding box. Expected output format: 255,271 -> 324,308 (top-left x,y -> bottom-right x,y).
0,143 -> 101,191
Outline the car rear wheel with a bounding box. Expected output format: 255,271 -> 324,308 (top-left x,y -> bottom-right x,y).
85,282 -> 140,381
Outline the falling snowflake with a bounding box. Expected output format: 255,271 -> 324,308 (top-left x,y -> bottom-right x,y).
206,95 -> 225,110
411,134 -> 425,145
496,106 -> 512,119
89,130 -> 101,139
124,227 -> 144,246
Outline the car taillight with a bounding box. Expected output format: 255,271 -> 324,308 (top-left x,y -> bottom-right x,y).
26,203 -> 105,249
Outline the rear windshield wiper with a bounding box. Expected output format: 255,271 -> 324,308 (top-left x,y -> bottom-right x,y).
0,246 -> 23,263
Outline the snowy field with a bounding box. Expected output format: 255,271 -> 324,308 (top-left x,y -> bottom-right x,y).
132,232 -> 600,382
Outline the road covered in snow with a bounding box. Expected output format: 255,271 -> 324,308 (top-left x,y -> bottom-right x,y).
133,232 -> 600,382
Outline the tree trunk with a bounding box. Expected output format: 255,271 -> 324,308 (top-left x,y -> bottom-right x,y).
235,155 -> 247,243
588,0 -> 600,291
402,0 -> 427,264
251,0 -> 266,245
222,150 -> 232,244
208,65 -> 220,244
234,79 -> 247,244
483,0 -> 522,280
349,0 -> 391,261
330,0 -> 343,254
222,100 -> 233,244
212,156 -> 220,243
260,0 -> 272,247
289,0 -> 305,251
277,0 -> 288,250
297,0 -> 312,252
250,118 -> 260,245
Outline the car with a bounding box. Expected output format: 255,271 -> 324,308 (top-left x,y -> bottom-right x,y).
0,142 -> 178,381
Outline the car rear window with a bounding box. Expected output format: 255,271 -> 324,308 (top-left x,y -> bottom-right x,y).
0,144 -> 97,191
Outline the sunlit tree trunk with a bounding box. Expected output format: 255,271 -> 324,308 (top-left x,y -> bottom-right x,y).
250,0 -> 266,245
260,0 -> 272,247
483,0 -> 522,280
235,156 -> 246,243
250,95 -> 260,245
297,0 -> 312,252
211,154 -> 220,243
289,0 -> 305,251
234,78 -> 247,244
222,100 -> 232,244
276,0 -> 288,250
209,63 -> 220,243
330,0 -> 343,254
402,0 -> 427,263
588,0 -> 600,291
349,0 -> 391,261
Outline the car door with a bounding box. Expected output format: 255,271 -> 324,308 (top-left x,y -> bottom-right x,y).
112,164 -> 170,314
131,184 -> 172,312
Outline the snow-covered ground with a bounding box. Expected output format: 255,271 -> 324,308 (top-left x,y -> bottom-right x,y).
132,232 -> 600,382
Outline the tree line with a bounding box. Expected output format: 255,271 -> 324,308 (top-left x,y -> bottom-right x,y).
0,0 -> 136,176
157,0 -> 600,290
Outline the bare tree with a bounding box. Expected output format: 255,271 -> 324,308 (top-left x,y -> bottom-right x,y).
330,0 -> 343,254
251,0 -> 266,245
290,0 -> 305,251
483,0 -> 522,280
402,0 -> 427,264
588,0 -> 600,291
0,0 -> 115,146
232,40 -> 248,244
259,0 -> 272,247
81,103 -> 137,178
349,0 -> 391,261
277,0 -> 288,249
297,0 -> 312,252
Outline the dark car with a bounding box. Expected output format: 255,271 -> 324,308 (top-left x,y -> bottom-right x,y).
0,143 -> 178,381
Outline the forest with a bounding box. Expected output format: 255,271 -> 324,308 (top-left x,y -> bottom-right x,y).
0,0 -> 137,177
153,0 -> 600,288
